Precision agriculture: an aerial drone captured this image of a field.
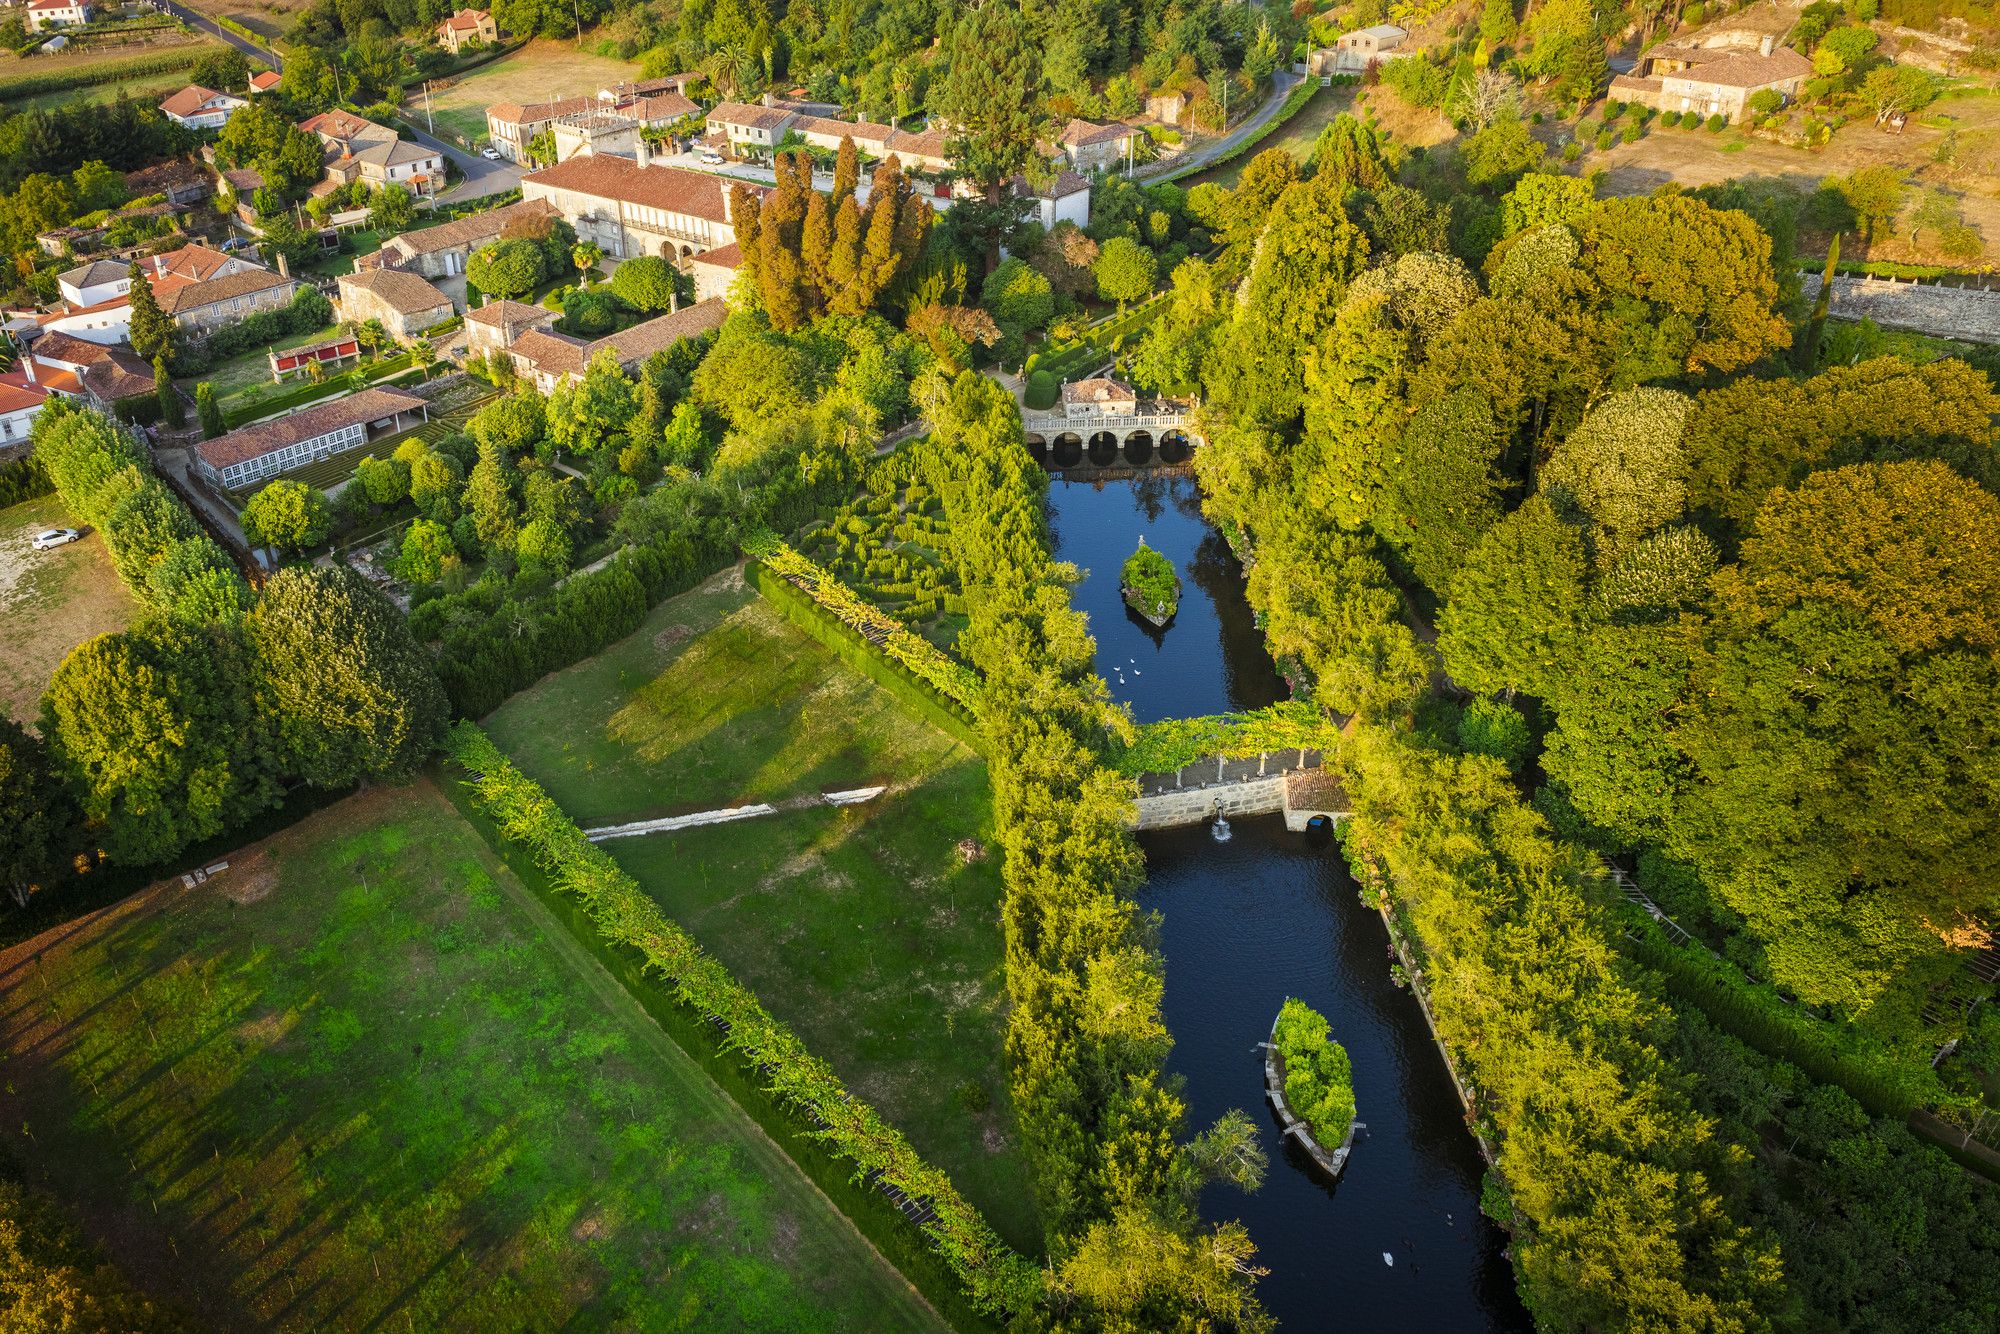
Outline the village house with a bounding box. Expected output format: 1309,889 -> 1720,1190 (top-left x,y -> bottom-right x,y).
123,158 -> 213,208
462,298 -> 554,361
1309,24 -> 1408,76
369,197 -> 560,278
1057,119 -> 1140,172
706,101 -> 798,158
685,242 -> 743,305
247,70 -> 282,95
520,151 -> 762,262
0,373 -> 49,454
299,110 -> 444,196
159,84 -> 249,131
1061,376 -> 1140,419
435,7 -> 496,54
25,0 -> 92,32
504,297 -> 726,392
1608,34 -> 1812,120
41,243 -> 279,345
194,386 -> 430,490
485,96 -> 599,163
549,110 -> 640,162
56,259 -> 135,310
1018,170 -> 1092,232
335,269 -> 455,343
599,74 -> 700,104
299,108 -> 399,151
19,331 -> 156,413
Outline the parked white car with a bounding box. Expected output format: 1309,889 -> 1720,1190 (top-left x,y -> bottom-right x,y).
30,528 -> 80,551
698,151 -> 724,166
480,146 -> 501,160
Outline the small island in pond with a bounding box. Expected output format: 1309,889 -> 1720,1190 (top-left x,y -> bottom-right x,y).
1120,540 -> 1181,627
1269,998 -> 1357,1175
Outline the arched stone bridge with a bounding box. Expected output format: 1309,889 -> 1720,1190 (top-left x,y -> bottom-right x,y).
1131,748 -> 1349,832
1021,406 -> 1201,471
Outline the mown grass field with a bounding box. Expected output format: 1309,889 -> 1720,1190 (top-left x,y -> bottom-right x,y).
0,495 -> 138,725
483,569 -> 1042,1253
414,38 -> 643,143
0,781 -> 942,1332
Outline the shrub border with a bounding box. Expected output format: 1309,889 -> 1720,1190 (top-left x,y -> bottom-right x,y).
442,725 -> 1040,1322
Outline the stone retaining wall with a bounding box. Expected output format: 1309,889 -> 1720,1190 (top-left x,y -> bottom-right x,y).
1134,775 -> 1288,829
1804,272 -> 2000,344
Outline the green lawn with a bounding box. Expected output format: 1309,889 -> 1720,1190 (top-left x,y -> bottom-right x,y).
483,570 -> 1043,1254
188,322 -> 344,399
0,494 -> 139,725
0,781 -> 943,1332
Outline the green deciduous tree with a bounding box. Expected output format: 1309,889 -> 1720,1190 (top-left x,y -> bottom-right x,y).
1436,494 -> 1594,698
0,715 -> 70,907
1092,236 -> 1157,307
42,621 -> 276,864
240,479 -> 330,552
466,238 -> 547,300
609,254 -> 679,311
195,381 -> 224,439
248,565 -> 449,788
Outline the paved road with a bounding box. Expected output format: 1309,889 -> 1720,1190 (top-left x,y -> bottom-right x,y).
402,121 -> 525,204
156,0 -> 280,69
1136,71 -> 1302,183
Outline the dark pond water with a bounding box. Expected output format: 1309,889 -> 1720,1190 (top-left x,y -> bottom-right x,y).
1046,470 -> 1529,1333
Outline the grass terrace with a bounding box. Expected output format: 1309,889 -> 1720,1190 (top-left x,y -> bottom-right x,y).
409,38 -> 644,144
0,495 -> 140,724
0,781 -> 942,1331
483,570 -> 1042,1254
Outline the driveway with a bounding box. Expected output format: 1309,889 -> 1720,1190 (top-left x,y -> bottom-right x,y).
403,122 -> 525,204
1137,72 -> 1300,182
155,0 -> 279,69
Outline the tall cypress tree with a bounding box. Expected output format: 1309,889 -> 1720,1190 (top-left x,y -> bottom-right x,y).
800,189 -> 833,316
756,152 -> 811,331
826,193 -> 865,316
195,381 -> 225,438
126,261 -> 175,363
153,355 -> 184,428
831,135 -> 858,209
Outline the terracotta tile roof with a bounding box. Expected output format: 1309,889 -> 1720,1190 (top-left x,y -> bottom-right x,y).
1060,118 -> 1132,148
38,294 -> 128,326
487,96 -> 597,128
0,375 -> 49,416
464,298 -> 552,331
298,109 -> 390,141
688,241 -> 742,269
708,101 -> 797,132
32,330 -> 119,365
197,386 -> 427,469
160,85 -> 234,120
339,268 -> 452,316
883,126 -> 952,162
522,158 -> 760,224
512,298 -> 726,380
598,297 -> 727,364
1062,376 -> 1137,407
222,167 -> 264,194
37,368 -> 84,395
1015,170 -> 1091,199
381,198 -> 558,258
151,244 -> 236,282
352,139 -> 439,168
441,7 -> 489,30
793,114 -> 896,145
124,158 -> 210,195
155,267 -> 293,316
248,70 -> 281,92
80,357 -> 156,404
1657,44 -> 1812,88
508,327 -> 592,379
630,92 -> 698,123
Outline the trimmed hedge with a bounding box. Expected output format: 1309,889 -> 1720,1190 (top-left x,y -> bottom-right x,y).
444,724 -> 1043,1318
1115,700 -> 1340,775
0,454 -> 54,509
0,45 -> 210,102
435,533 -> 732,717
1614,898 -> 1952,1119
749,561 -> 985,755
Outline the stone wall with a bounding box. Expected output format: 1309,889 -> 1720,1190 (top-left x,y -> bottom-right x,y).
1803,272 -> 2000,344
1133,775 -> 1287,830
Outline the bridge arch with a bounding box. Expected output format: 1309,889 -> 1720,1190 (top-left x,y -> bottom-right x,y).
1052,432 -> 1084,468
1086,432 -> 1119,466
1158,430 -> 1192,464
1123,430 -> 1153,465
1024,432 -> 1049,466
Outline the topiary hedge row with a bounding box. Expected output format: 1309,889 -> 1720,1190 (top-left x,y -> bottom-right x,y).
444,724 -> 1040,1317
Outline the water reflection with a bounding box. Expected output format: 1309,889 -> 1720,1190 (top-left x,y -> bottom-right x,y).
1047,468 -> 1530,1331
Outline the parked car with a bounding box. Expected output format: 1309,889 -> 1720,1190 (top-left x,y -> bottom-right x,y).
480,145 -> 501,160
698,151 -> 724,166
30,528 -> 80,551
